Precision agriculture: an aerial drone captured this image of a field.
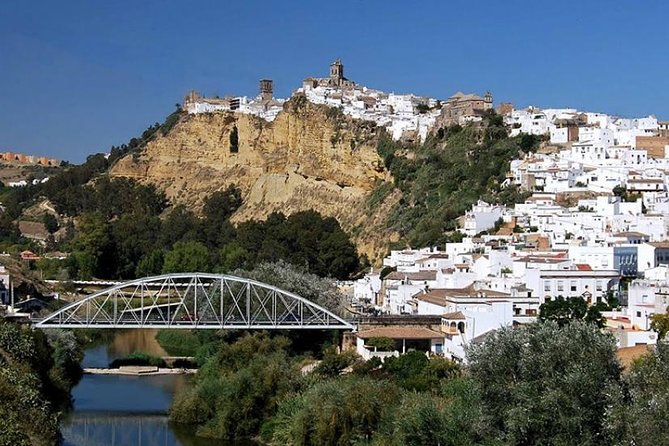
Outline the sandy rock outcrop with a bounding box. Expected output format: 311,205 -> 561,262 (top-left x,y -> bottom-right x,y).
111,98 -> 399,261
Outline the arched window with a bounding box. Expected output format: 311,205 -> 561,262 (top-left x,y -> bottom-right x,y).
450,322 -> 456,330
457,322 -> 465,333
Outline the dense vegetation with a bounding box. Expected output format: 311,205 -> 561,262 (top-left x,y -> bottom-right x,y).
2,173 -> 359,282
373,112 -> 541,247
165,319 -> 669,446
0,322 -> 83,445
60,184 -> 359,280
538,295 -> 609,327
160,268 -> 666,446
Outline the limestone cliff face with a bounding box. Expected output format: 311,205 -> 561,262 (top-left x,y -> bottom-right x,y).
111,98 -> 399,261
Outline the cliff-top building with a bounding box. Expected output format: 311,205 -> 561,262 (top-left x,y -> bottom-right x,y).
438,91 -> 493,125
302,59 -> 356,89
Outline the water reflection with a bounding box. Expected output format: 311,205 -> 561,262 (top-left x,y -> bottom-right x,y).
62,413 -> 230,446
61,330 -> 237,446
109,329 -> 169,358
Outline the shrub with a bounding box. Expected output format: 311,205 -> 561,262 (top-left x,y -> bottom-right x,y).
109,352 -> 166,368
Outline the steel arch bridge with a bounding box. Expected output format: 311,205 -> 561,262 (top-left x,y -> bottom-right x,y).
35,273 -> 354,330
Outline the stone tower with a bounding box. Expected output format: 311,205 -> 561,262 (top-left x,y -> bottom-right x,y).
484,91 -> 493,110
259,79 -> 273,101
329,59 -> 344,85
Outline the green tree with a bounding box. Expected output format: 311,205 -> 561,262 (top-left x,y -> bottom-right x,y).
136,249 -> 165,277
606,343 -> 669,446
269,376 -> 401,446
42,213 -> 59,234
163,241 -> 212,273
229,126 -> 239,153
217,242 -> 249,272
466,321 -> 622,445
170,333 -> 297,440
539,295 -> 605,328
314,346 -> 360,377
650,306 -> 669,342
159,205 -> 201,247
202,186 -> 241,247
112,213 -> 161,279
612,184 -> 627,198
203,186 -> 243,225
71,212 -> 116,278
0,322 -> 83,445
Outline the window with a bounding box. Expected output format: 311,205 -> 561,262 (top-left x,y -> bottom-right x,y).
557,281 -> 564,292
636,311 -> 641,318
544,282 -> 551,292
570,281 -> 577,292
596,281 -> 602,291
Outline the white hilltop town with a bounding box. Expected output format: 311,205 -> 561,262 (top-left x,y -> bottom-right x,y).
183,59 -> 493,143
184,60 -> 669,364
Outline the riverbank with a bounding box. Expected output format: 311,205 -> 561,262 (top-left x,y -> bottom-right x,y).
61,329 -> 228,446
84,366 -> 198,376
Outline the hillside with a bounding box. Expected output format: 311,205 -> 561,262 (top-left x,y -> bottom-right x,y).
0,98 -> 539,282
110,100 -> 539,260
111,97 -> 399,261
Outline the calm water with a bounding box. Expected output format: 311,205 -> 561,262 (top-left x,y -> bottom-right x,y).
60,330 -> 234,446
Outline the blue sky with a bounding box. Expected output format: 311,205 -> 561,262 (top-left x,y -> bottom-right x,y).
2,1 -> 668,162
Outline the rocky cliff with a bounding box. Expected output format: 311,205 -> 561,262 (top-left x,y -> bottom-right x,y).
111,97 -> 399,261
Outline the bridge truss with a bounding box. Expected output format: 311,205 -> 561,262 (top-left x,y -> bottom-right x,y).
35,273 -> 354,330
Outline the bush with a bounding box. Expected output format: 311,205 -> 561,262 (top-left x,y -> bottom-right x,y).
606,343 -> 669,445
109,352 -> 166,368
229,126 -> 239,153
314,347 -> 359,377
173,358 -> 198,369
156,329 -> 218,357
466,321 -> 621,445
170,333 -> 299,440
267,376 -> 401,446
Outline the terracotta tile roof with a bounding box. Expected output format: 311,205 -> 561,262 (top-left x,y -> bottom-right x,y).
414,286 -> 510,306
442,311 -> 466,320
385,270 -> 437,281
357,327 -> 444,340
628,178 -> 664,183
514,257 -> 567,264
575,264 -> 593,271
650,241 -> 669,249
612,231 -> 648,238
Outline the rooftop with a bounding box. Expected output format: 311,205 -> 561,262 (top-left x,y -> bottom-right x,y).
442,311 -> 466,320
414,286 -> 511,305
357,326 -> 444,340
385,270 -> 437,281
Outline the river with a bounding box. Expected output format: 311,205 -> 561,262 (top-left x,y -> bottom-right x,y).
60,330 -> 236,446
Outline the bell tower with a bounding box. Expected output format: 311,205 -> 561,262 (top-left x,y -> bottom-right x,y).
484,91 -> 493,110
329,59 -> 344,85
259,79 -> 273,101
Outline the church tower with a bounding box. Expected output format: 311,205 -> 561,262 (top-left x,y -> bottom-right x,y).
329,59 -> 344,85
484,91 -> 493,110
259,79 -> 273,101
